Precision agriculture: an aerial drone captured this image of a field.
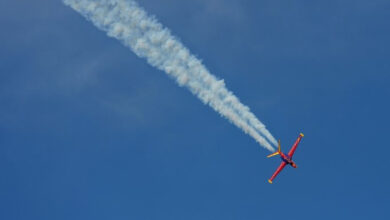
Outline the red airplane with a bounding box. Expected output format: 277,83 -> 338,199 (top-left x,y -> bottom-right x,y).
267,133 -> 304,184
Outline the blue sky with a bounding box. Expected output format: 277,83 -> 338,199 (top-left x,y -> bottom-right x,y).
1,0 -> 389,219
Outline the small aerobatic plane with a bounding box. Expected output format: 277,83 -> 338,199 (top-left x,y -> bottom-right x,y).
267,133 -> 304,184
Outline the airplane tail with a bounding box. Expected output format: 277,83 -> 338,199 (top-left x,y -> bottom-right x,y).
267,140 -> 281,158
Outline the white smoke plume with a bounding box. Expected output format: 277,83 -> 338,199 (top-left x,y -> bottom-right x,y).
64,0 -> 277,151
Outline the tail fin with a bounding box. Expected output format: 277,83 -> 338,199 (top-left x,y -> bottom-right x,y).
267,140 -> 281,158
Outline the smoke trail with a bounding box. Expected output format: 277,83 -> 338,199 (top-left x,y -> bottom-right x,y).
64,0 -> 277,151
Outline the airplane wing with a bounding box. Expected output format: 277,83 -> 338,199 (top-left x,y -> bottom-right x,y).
268,161 -> 287,184
287,133 -> 304,158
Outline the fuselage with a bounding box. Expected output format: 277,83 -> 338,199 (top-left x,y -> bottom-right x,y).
280,152 -> 297,168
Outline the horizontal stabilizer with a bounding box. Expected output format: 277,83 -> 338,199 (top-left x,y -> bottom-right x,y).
267,140 -> 281,158
267,151 -> 280,158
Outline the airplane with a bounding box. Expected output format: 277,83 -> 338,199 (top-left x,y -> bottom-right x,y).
267,133 -> 304,184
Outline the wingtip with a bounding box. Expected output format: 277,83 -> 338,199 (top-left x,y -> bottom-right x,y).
300,133 -> 304,137
268,179 -> 273,184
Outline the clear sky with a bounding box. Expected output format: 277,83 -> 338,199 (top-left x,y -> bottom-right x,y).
1,0 -> 389,219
